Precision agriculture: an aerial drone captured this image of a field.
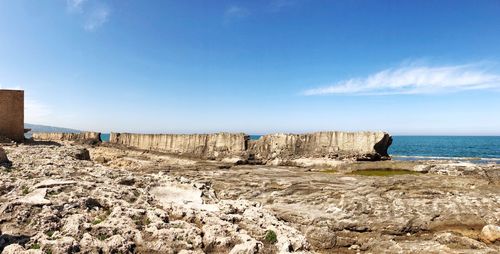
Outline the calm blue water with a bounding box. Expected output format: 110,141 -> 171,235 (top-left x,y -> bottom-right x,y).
101,134 -> 500,163
390,136 -> 500,163
101,133 -> 110,142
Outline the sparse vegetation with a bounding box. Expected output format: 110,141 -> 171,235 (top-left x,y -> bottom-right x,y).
132,214 -> 151,229
21,185 -> 30,195
97,233 -> 109,241
45,230 -> 55,238
264,230 -> 277,244
31,243 -> 41,249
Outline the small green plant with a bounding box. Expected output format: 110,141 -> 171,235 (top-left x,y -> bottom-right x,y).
264,230 -> 278,244
92,209 -> 111,225
97,233 -> 109,241
45,230 -> 55,238
45,249 -> 53,254
21,185 -> 30,195
31,243 -> 41,249
133,214 -> 151,229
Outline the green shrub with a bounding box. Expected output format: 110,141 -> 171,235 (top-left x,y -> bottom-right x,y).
264,230 -> 277,244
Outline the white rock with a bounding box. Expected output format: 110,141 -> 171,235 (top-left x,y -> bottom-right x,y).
481,224 -> 500,243
16,188 -> 51,205
33,179 -> 76,189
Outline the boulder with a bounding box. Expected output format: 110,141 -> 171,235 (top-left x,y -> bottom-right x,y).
73,148 -> 91,160
0,147 -> 9,164
480,224 -> 500,243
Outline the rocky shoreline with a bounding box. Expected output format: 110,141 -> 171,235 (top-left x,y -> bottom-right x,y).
1,141 -> 499,253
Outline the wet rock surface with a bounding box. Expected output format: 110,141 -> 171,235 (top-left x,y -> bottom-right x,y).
1,143 -> 499,253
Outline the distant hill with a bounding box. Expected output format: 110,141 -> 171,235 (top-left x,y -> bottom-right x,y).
24,123 -> 81,137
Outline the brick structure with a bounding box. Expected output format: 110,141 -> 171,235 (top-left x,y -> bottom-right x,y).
0,89 -> 24,142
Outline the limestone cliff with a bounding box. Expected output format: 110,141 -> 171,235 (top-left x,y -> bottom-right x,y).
32,132 -> 101,144
249,131 -> 392,162
108,131 -> 392,162
109,132 -> 248,159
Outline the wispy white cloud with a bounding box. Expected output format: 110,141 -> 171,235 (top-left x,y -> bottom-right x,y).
83,7 -> 110,31
66,0 -> 87,12
66,0 -> 110,31
303,63 -> 500,95
268,0 -> 298,11
225,5 -> 250,19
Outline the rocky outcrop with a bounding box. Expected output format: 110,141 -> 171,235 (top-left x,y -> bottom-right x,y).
108,131 -> 392,163
32,132 -> 101,144
249,131 -> 392,162
109,133 -> 248,159
0,147 -> 9,164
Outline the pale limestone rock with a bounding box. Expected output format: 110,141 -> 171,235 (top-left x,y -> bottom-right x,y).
16,188 -> 50,205
33,179 -> 77,189
61,214 -> 86,237
32,132 -> 101,143
481,224 -> 500,243
1,244 -> 42,254
110,132 -> 247,159
305,226 -> 337,250
229,234 -> 262,254
249,131 -> 392,163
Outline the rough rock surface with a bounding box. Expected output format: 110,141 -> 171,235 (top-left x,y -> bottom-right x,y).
0,144 -> 309,253
249,131 -> 392,163
109,131 -> 393,164
110,132 -> 248,159
2,142 -> 499,253
32,132 -> 101,144
97,145 -> 500,253
481,224 -> 500,243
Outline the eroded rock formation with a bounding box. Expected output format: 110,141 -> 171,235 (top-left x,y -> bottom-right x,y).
249,131 -> 392,162
109,132 -> 248,159
109,131 -> 392,163
32,132 -> 101,144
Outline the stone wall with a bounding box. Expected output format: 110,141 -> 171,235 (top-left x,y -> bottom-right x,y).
249,131 -> 392,162
109,133 -> 248,159
32,132 -> 101,144
0,89 -> 24,142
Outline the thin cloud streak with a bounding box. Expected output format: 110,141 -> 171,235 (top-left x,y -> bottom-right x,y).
225,5 -> 250,19
66,0 -> 110,31
268,0 -> 298,11
66,0 -> 86,12
303,63 -> 500,95
83,7 -> 110,31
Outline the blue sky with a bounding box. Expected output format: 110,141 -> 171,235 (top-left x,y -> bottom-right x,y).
1,0 -> 500,135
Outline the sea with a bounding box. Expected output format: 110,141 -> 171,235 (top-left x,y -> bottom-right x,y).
100,134 -> 500,164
